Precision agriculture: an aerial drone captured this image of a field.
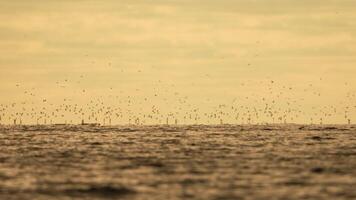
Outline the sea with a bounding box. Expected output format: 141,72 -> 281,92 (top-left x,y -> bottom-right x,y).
0,124 -> 355,200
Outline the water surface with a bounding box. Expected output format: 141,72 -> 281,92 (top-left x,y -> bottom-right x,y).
0,124 -> 356,200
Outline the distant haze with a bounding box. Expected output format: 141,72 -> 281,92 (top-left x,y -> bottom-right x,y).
0,0 -> 355,124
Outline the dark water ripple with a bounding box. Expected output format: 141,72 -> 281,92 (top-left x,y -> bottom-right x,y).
0,124 -> 356,200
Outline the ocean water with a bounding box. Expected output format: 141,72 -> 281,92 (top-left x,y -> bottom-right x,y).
0,124 -> 356,200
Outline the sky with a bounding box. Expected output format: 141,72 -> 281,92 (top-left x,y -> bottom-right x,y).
0,0 -> 355,124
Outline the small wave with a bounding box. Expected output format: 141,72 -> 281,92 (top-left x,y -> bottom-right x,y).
63,185 -> 135,197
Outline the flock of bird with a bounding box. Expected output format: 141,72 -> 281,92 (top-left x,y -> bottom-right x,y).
0,76 -> 355,126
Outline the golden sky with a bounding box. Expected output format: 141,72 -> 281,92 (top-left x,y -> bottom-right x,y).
0,0 -> 355,124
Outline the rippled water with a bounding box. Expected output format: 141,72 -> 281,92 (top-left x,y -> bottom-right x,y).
0,124 -> 356,200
